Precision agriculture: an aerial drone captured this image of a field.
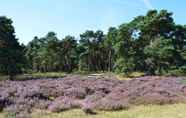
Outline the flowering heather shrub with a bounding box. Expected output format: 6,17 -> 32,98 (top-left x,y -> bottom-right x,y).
81,92 -> 106,110
48,96 -> 80,112
0,76 -> 186,115
34,100 -> 51,109
0,93 -> 13,111
4,104 -> 31,118
97,91 -> 130,111
0,99 -> 5,111
64,87 -> 87,99
98,99 -> 129,111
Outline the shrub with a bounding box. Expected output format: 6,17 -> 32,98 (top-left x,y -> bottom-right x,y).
48,97 -> 80,112
166,66 -> 186,76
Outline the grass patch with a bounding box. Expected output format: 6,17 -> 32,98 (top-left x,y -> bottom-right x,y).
128,72 -> 145,78
73,71 -> 110,75
28,72 -> 66,78
0,72 -> 67,81
0,75 -> 10,81
0,71 -> 145,81
30,103 -> 186,118
116,75 -> 131,80
117,72 -> 145,80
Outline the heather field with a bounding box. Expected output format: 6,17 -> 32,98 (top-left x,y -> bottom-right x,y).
1,75 -> 186,118
0,0 -> 185,118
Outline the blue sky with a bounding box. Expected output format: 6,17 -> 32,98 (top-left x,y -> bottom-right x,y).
0,0 -> 185,44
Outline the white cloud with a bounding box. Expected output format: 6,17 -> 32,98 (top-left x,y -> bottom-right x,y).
141,0 -> 153,9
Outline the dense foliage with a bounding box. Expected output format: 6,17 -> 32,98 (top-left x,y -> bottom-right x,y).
0,16 -> 25,79
0,10 -> 186,78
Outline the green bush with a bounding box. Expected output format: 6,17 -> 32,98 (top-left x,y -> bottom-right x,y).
165,66 -> 186,76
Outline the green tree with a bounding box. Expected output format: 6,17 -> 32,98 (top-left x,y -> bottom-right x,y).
79,30 -> 107,71
24,9 -> 186,76
0,16 -> 24,79
105,27 -> 118,72
58,35 -> 78,72
144,37 -> 175,74
114,24 -> 135,73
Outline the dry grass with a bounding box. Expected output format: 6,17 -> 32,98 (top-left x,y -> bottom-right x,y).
28,72 -> 66,79
0,72 -> 66,81
117,72 -> 145,80
30,103 -> 186,118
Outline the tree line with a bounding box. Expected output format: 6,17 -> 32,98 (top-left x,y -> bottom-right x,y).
0,9 -> 186,79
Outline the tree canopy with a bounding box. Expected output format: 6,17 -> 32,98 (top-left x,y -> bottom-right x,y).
0,16 -> 25,79
0,9 -> 186,79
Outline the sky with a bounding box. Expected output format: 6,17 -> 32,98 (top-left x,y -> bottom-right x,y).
0,0 -> 185,44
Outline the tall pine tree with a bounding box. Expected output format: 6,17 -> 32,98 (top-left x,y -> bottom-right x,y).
0,16 -> 24,79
